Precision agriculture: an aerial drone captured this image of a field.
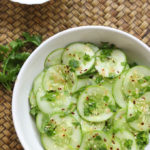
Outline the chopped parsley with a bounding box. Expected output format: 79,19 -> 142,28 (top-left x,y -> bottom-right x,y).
99,42 -> 116,61
103,96 -> 109,102
43,120 -> 57,137
30,106 -> 39,117
95,75 -> 103,84
99,49 -> 113,61
94,135 -> 102,141
84,98 -> 97,116
124,139 -> 133,150
136,131 -> 149,150
42,90 -> 58,101
83,54 -> 91,61
69,59 -> 79,72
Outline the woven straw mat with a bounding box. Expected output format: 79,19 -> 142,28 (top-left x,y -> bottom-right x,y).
0,0 -> 150,149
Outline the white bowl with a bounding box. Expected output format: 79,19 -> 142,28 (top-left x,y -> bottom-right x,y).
12,26 -> 150,150
11,0 -> 49,5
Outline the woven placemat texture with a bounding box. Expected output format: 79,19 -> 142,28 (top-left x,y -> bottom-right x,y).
0,0 -> 150,149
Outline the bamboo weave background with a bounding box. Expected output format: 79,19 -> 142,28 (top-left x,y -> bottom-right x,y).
0,0 -> 150,149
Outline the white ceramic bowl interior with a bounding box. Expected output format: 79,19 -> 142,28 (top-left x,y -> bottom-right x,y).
12,26 -> 150,150
11,0 -> 49,5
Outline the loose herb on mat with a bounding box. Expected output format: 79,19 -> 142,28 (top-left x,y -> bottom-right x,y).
0,32 -> 42,91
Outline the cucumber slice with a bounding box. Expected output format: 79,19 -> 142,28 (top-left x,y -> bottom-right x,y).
73,111 -> 104,132
43,65 -> 77,93
95,49 -> 126,78
80,131 -> 107,150
123,66 -> 150,98
33,71 -> 44,94
41,114 -> 82,150
36,88 -> 75,114
62,43 -> 95,76
36,112 -> 49,133
113,109 -> 130,131
127,92 -> 150,131
92,74 -> 113,93
85,43 -> 99,53
113,71 -> 127,108
44,48 -> 64,68
77,86 -> 115,122
29,89 -> 36,108
115,130 -> 138,150
75,78 -> 95,92
80,131 -> 121,150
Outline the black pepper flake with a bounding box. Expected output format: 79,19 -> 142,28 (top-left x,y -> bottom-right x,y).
133,100 -> 136,104
141,122 -> 144,125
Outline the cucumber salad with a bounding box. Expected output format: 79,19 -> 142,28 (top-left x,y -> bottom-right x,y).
29,42 -> 150,150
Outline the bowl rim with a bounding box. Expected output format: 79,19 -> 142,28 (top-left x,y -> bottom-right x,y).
11,0 -> 49,5
12,26 -> 150,150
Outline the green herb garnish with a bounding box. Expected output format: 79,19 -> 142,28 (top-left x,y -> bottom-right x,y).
103,96 -> 109,102
83,54 -> 91,61
95,75 -> 103,84
69,59 -> 79,72
136,131 -> 149,150
43,121 -> 57,137
0,32 -> 42,90
42,90 -> 58,101
30,106 -> 39,117
124,139 -> 133,150
84,98 -> 97,116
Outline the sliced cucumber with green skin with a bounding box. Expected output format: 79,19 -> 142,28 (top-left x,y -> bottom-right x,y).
43,65 -> 77,93
113,109 -> 130,131
36,88 -> 75,114
113,71 -> 127,108
62,43 -> 95,76
75,78 -> 95,92
123,66 -> 150,98
33,71 -> 45,94
115,130 -> 138,150
44,48 -> 64,68
92,74 -> 113,93
41,114 -> 82,150
127,92 -> 150,131
85,42 -> 99,53
29,89 -> 37,108
80,131 -> 121,150
36,112 -> 49,133
73,111 -> 104,132
80,131 -> 107,150
77,86 -> 115,122
95,49 -> 126,78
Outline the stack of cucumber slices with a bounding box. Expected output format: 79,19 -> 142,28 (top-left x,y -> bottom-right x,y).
29,42 -> 150,150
